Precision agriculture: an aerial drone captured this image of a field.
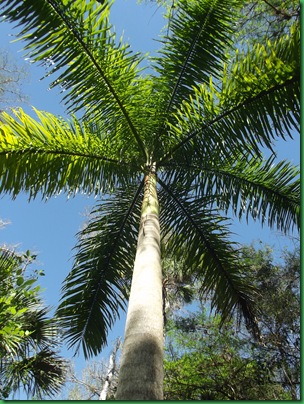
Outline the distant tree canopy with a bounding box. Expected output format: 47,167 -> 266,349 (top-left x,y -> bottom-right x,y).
237,0 -> 300,43
141,0 -> 300,43
164,242 -> 300,400
239,242 -> 300,399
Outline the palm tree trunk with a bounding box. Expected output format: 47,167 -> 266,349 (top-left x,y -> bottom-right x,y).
116,170 -> 164,400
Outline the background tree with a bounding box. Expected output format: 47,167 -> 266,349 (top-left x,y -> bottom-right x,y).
164,312 -> 290,400
63,338 -> 121,400
0,248 -> 67,399
239,242 -> 300,400
142,0 -> 300,43
236,0 -> 300,43
0,0 -> 300,399
0,49 -> 29,110
163,242 -> 300,400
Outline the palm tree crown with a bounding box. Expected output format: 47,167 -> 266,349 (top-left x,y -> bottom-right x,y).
0,0 -> 300,385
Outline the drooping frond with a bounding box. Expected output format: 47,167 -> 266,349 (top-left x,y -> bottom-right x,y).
159,23 -> 300,163
0,109 -> 141,199
7,307 -> 68,399
162,152 -> 300,234
196,154 -> 300,233
0,0 -> 148,157
56,182 -> 144,358
158,180 -> 260,337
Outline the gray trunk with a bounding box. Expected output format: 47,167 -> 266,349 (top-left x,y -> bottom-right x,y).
116,171 -> 164,400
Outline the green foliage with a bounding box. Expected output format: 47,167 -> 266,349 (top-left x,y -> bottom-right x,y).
164,310 -> 291,400
0,250 -> 38,354
0,248 -> 67,399
141,0 -> 300,43
57,187 -> 142,357
0,0 -> 300,359
240,242 -> 300,399
0,108 -> 140,199
164,243 -> 300,400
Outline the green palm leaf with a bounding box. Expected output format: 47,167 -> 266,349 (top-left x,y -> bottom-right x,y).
56,182 -> 143,357
162,152 -> 299,234
6,307 -> 68,398
2,348 -> 67,399
1,0 -> 148,157
153,0 -> 242,114
0,249 -> 67,399
0,109 -> 141,199
201,155 -> 300,232
159,24 -> 299,163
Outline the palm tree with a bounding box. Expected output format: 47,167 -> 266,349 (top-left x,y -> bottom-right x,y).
0,0 -> 300,399
0,248 -> 67,399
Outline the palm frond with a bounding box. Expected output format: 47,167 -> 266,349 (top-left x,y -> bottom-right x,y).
163,152 -> 300,234
1,348 -> 67,399
158,180 -> 260,338
56,182 -> 144,358
159,23 -> 300,163
21,306 -> 62,351
0,109 -> 140,199
0,249 -> 67,399
0,0 -> 148,157
196,154 -> 300,233
154,0 -> 242,116
0,248 -> 20,280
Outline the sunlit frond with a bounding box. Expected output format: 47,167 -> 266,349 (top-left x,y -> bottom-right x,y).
197,155 -> 300,233
0,0 -> 148,157
0,109 -> 141,199
159,24 -> 300,163
162,152 -> 299,234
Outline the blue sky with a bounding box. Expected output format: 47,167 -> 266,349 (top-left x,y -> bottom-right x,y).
0,0 -> 300,398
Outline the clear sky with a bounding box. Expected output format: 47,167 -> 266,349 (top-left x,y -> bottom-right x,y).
0,0 -> 300,398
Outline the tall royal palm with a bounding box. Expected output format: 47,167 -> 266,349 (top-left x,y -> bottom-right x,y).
0,0 -> 300,399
